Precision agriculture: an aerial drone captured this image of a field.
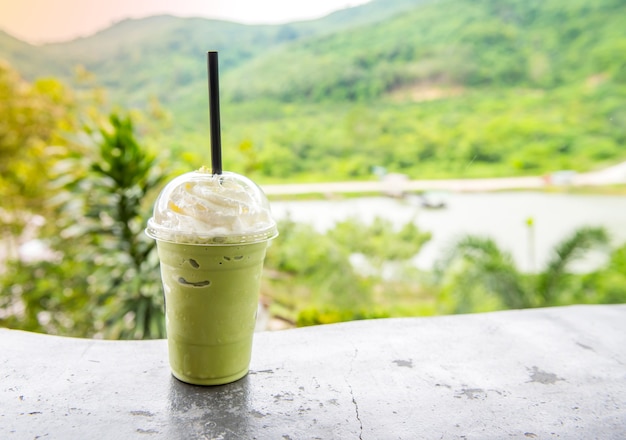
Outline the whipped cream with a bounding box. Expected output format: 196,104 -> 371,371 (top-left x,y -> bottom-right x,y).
146,169 -> 278,244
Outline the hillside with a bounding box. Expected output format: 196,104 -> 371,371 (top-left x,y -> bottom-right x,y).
0,0 -> 425,105
173,0 -> 626,182
224,0 -> 626,101
1,0 -> 625,182
2,0 -> 623,109
0,30 -> 68,78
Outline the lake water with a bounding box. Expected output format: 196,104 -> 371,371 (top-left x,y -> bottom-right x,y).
270,191 -> 626,272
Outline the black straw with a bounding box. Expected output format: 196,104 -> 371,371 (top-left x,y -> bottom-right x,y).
207,51 -> 222,175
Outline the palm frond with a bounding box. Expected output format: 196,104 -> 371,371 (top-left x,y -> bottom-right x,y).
537,226 -> 610,304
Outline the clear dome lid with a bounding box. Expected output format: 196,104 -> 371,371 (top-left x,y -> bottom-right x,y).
146,168 -> 278,245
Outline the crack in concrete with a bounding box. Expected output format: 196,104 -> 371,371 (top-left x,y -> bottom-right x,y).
348,383 -> 363,440
346,348 -> 363,440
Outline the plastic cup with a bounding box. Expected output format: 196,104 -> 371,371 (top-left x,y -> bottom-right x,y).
146,169 -> 277,385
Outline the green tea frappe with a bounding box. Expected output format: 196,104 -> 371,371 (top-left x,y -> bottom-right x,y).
146,167 -> 278,385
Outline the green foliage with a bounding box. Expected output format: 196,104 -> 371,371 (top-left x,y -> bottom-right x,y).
536,227 -> 610,304
327,217 -> 432,265
225,0 -> 626,102
434,226 -> 611,314
435,235 -> 531,313
206,64 -> 626,183
66,113 -> 167,339
296,307 -> 390,327
214,0 -> 626,181
0,61 -> 75,238
0,257 -> 94,337
579,243 -> 626,304
264,217 -> 369,313
263,216 -> 433,326
0,113 -> 167,339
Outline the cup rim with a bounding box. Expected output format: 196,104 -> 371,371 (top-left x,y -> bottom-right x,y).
145,222 -> 278,246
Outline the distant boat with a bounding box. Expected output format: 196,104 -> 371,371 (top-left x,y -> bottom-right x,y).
420,191 -> 448,209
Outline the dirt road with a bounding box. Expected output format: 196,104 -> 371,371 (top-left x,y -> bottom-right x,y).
261,161 -> 626,196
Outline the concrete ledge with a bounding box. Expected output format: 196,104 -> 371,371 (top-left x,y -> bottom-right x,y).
1,304 -> 625,439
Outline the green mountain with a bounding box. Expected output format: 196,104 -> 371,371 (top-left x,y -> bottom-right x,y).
1,0 -> 625,181
225,0 -> 626,101
0,0 -> 425,104
2,0 -> 623,109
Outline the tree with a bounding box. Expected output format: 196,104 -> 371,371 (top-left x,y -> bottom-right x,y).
536,227 -> 610,305
434,226 -> 610,313
327,216 -> 432,268
65,113 -> 168,339
0,61 -> 75,251
1,113 -> 168,339
434,235 -> 531,313
264,217 -> 369,320
263,216 -> 433,327
575,243 -> 626,305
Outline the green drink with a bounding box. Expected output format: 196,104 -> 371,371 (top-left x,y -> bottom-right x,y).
147,169 -> 277,385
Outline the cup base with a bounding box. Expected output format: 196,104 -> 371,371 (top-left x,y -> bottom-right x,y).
171,367 -> 249,386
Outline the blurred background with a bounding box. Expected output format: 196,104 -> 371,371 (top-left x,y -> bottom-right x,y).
1,0 -> 625,338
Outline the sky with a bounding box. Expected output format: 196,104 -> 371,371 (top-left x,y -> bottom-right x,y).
0,0 -> 370,45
